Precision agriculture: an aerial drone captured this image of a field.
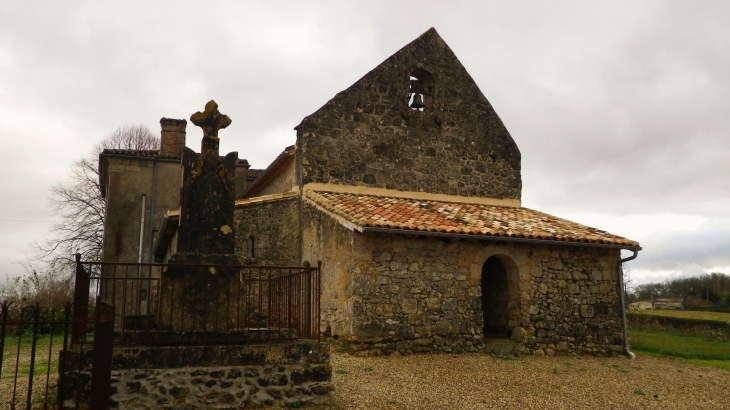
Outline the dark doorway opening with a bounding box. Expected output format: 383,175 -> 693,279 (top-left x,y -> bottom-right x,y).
481,256 -> 510,338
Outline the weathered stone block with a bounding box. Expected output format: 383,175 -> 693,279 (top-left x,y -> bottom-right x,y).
401,299 -> 418,314
376,304 -> 393,316
425,297 -> 441,309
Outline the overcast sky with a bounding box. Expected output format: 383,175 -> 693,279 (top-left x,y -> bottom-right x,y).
1,1 -> 728,285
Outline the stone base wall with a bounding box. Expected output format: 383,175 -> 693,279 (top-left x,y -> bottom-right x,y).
303,202 -> 625,356
628,313 -> 730,341
109,363 -> 332,409
61,342 -> 332,409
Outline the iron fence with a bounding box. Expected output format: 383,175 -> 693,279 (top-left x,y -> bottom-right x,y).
0,299 -> 111,410
1,259 -> 320,409
74,259 -> 321,346
0,301 -> 70,409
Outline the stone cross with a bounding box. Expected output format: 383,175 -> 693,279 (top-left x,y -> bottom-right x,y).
190,100 -> 232,154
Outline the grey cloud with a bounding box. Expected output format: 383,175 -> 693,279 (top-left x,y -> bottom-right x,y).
1,1 -> 728,280
631,218 -> 730,272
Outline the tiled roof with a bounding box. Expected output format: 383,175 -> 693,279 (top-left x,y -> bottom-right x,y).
304,190 -> 640,248
101,149 -> 182,160
247,169 -> 266,181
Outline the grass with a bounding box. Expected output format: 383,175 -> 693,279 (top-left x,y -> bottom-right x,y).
1,334 -> 64,379
630,328 -> 730,370
683,359 -> 730,371
630,310 -> 730,323
630,329 -> 730,360
322,338 -> 348,353
1,334 -> 63,410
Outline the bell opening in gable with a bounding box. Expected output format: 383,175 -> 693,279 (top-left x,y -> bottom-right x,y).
408,69 -> 433,111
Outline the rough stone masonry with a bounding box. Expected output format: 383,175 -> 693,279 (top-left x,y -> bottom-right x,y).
61,343 -> 332,409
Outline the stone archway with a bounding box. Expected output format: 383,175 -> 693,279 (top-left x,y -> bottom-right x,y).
481,255 -> 519,338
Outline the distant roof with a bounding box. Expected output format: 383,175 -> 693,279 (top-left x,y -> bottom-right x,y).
101,149 -> 253,164
304,190 -> 640,248
100,149 -> 181,160
247,169 -> 266,181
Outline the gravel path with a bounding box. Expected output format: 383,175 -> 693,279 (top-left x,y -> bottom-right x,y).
327,352 -> 730,409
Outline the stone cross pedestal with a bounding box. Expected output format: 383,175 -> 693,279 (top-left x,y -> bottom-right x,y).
171,100 -> 240,262
163,101 -> 242,332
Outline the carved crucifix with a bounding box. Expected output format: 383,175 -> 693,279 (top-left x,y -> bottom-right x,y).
190,100 -> 232,155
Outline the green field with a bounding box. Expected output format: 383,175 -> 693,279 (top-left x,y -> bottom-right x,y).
1,334 -> 64,379
630,310 -> 730,323
630,329 -> 730,370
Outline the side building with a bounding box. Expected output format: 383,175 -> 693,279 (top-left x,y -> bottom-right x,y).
98,118 -> 259,312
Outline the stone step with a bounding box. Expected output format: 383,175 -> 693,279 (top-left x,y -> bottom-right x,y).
481,339 -> 523,355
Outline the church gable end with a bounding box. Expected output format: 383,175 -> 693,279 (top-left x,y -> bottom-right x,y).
296,28 -> 521,200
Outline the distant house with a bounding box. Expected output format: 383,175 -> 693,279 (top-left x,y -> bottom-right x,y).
653,298 -> 684,310
629,301 -> 653,311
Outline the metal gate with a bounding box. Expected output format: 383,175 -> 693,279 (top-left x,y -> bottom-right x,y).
0,298 -> 115,409
0,301 -> 71,409
88,299 -> 114,410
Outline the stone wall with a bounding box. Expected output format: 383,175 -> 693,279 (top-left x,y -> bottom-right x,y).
522,245 -> 623,356
235,197 -> 300,266
296,28 -> 521,200
301,201 -> 358,339
302,202 -> 624,356
61,342 -> 332,409
628,313 -> 730,341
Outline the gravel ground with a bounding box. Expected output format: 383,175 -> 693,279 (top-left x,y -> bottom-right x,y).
0,374 -> 57,410
327,352 -> 730,409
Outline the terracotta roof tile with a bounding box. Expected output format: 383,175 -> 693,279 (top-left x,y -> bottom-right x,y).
304,190 -> 639,248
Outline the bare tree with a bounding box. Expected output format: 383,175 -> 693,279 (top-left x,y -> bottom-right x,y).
0,264 -> 73,308
33,125 -> 159,278
621,265 -> 638,310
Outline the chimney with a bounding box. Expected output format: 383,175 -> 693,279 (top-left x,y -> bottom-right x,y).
159,118 -> 187,157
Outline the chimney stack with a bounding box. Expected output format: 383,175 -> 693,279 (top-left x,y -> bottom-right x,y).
159,118 -> 187,157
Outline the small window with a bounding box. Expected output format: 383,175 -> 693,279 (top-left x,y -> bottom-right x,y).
408,69 -> 434,111
247,236 -> 255,258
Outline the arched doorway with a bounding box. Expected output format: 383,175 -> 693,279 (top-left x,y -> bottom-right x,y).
481,255 -> 511,337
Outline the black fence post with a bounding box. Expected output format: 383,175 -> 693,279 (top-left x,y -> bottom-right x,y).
89,297 -> 115,410
72,253 -> 90,344
0,301 -> 8,379
25,302 -> 40,409
58,301 -> 72,410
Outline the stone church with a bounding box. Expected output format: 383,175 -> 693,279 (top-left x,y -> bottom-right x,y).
99,28 -> 640,356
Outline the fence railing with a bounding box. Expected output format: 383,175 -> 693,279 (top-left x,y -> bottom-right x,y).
74,259 -> 321,346
0,301 -> 70,409
0,299 -> 117,410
